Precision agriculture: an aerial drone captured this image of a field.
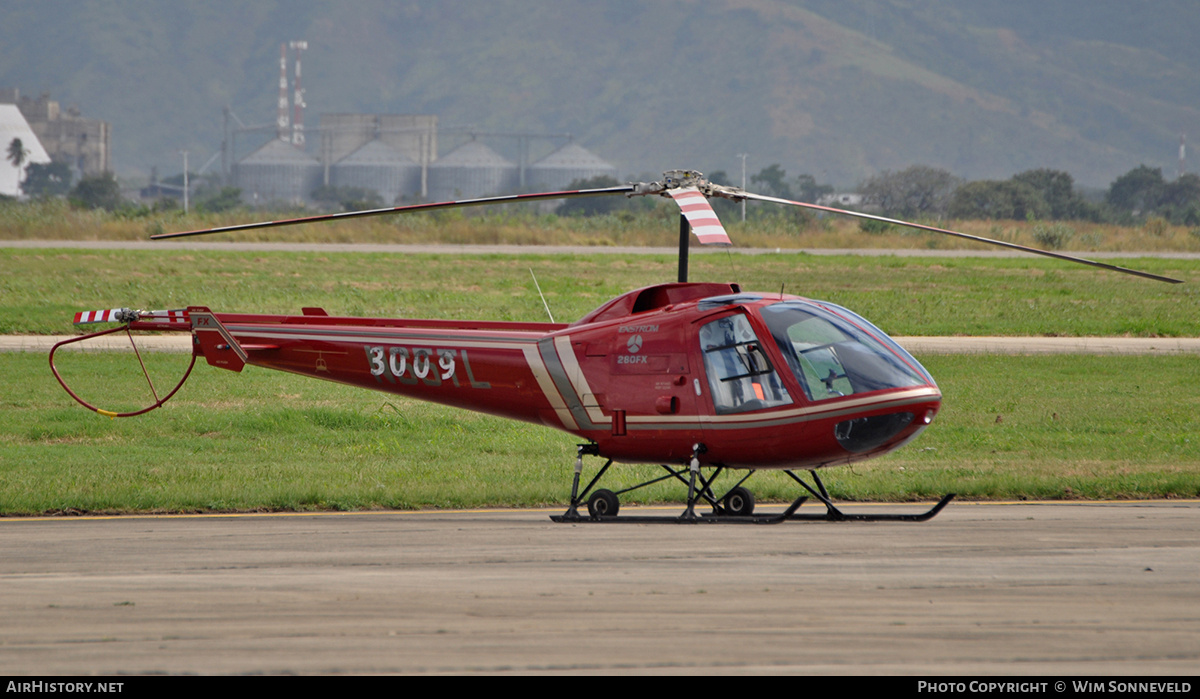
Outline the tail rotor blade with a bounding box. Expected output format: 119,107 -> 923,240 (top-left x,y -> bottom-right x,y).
740,191 -> 1184,284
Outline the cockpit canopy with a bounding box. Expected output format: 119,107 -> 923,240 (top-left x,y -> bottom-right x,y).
697,297 -> 933,415
760,300 -> 933,401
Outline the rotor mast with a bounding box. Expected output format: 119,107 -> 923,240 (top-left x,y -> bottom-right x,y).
627,170 -> 739,283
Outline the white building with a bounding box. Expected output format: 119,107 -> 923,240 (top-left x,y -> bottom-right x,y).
0,104 -> 51,198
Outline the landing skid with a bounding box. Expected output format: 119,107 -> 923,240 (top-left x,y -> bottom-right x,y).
550,445 -> 954,524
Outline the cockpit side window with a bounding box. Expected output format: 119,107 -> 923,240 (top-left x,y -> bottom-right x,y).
699,314 -> 792,414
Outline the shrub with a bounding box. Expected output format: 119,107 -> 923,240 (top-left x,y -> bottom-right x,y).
858,218 -> 893,234
1031,222 -> 1074,249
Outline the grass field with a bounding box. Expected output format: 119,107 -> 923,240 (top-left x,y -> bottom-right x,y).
1,245 -> 1197,514
2,351 -> 1197,515
2,248 -> 1197,336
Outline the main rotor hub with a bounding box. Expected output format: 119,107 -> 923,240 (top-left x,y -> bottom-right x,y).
629,169 -> 746,201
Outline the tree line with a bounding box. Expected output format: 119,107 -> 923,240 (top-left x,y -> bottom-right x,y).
9,134 -> 1200,226
842,164 -> 1200,226
561,162 -> 1200,227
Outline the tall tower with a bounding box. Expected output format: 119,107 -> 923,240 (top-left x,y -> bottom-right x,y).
276,43 -> 290,142
1179,134 -> 1187,177
290,40 -> 308,146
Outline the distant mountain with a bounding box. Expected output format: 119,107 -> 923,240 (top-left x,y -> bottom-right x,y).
2,0 -> 1197,188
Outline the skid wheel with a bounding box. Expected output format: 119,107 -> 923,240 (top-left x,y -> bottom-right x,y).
587,489 -> 620,518
723,486 -> 755,516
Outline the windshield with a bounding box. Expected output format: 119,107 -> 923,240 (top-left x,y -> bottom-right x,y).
760,301 -> 931,401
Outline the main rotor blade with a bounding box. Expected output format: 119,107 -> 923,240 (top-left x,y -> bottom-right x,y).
151,185 -> 637,240
668,186 -> 732,246
740,192 -> 1184,284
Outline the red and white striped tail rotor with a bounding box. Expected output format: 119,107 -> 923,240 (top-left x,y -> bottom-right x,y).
73,308 -> 189,326
74,308 -> 128,325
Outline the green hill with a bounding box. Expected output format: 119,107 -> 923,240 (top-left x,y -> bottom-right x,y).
2,0 -> 1197,188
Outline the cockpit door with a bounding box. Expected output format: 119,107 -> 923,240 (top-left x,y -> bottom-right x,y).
694,311 -> 795,416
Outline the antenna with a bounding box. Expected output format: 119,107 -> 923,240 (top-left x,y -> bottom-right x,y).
737,153 -> 748,222
529,269 -> 555,323
180,150 -> 189,213
290,40 -> 308,147
276,43 -> 290,141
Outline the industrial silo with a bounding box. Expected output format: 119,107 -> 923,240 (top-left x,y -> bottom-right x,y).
527,142 -> 617,191
331,139 -> 421,203
235,138 -> 322,205
427,140 -> 518,202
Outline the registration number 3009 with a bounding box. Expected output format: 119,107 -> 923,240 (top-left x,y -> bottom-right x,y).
364,345 -> 490,388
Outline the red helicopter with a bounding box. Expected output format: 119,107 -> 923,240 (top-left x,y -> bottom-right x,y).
52,170 -> 1181,523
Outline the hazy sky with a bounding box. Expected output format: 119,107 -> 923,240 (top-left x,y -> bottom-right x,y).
3,1 -> 1197,187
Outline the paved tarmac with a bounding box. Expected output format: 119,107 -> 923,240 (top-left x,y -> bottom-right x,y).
2,501 -> 1198,675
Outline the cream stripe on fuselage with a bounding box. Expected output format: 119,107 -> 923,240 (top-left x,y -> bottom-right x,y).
553,335 -> 608,425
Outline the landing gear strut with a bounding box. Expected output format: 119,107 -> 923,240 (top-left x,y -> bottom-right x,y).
550,444 -> 954,524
